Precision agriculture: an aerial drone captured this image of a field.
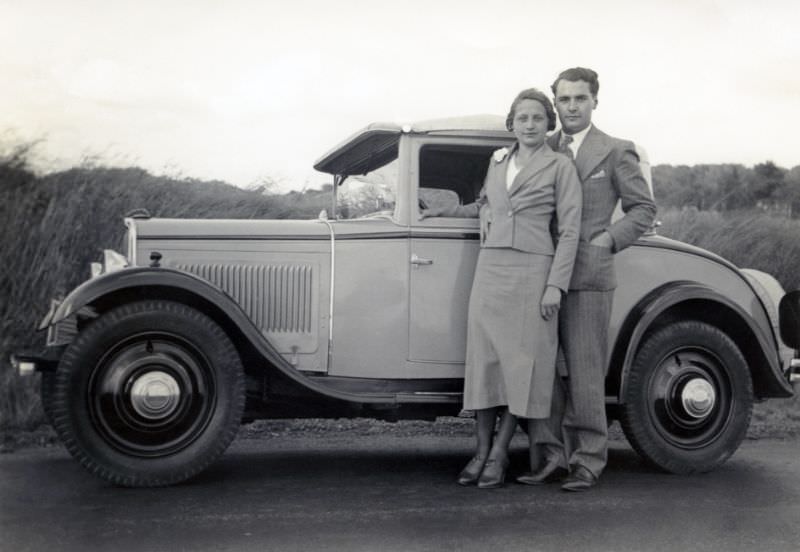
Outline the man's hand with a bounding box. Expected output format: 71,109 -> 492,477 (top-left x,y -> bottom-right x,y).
540,285 -> 562,320
589,231 -> 614,250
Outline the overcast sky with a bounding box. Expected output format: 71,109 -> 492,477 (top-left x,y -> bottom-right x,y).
2,0 -> 799,191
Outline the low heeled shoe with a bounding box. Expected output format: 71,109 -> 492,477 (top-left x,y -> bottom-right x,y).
515,459 -> 568,486
457,456 -> 487,486
477,456 -> 509,489
560,465 -> 598,492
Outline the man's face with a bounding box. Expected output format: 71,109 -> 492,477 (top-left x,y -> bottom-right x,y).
554,79 -> 597,135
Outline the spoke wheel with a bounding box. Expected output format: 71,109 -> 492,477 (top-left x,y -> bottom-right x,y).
620,321 -> 753,474
51,300 -> 245,487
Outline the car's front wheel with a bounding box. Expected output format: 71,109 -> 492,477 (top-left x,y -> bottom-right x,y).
620,321 -> 753,474
51,300 -> 245,487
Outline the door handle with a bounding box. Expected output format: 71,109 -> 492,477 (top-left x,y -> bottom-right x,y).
410,253 -> 433,266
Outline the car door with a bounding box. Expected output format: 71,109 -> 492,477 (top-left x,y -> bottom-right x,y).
406,138 -> 508,378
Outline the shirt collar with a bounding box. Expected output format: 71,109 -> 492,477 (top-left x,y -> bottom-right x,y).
563,123 -> 592,154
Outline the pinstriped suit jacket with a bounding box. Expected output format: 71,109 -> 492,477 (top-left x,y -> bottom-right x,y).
547,126 -> 656,291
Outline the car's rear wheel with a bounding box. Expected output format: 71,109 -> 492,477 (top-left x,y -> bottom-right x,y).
620,321 -> 753,474
51,300 -> 245,487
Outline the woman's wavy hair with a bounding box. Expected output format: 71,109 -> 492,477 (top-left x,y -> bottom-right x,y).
505,88 -> 556,132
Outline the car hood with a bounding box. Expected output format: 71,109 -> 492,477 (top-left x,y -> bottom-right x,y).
134,218 -> 332,239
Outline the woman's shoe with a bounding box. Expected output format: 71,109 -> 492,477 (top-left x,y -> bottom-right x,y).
477,456 -> 509,489
457,456 -> 487,486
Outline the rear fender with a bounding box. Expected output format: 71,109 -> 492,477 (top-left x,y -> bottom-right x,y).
612,281 -> 792,401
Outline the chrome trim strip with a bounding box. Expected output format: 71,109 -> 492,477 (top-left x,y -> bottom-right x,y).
318,217 -> 336,372
135,231 -> 480,241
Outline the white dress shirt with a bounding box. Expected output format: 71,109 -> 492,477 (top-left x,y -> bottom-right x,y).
506,152 -> 521,189
562,124 -> 593,158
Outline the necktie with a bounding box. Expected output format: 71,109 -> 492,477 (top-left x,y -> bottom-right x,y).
560,134 -> 574,160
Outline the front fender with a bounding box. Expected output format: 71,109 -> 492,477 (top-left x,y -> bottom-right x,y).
44,267 -> 419,405
614,281 -> 792,401
49,267 -> 246,327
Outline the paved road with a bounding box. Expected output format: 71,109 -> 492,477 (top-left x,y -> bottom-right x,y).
2,432 -> 799,552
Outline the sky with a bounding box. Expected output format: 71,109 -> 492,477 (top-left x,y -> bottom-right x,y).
2,0 -> 799,191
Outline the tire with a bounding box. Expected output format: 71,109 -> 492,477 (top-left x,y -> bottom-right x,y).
50,300 -> 245,487
620,321 -> 753,474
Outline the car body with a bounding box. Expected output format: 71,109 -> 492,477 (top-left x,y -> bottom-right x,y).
14,115 -> 800,486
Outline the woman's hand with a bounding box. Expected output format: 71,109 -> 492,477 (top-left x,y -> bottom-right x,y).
418,206 -> 447,220
540,285 -> 562,320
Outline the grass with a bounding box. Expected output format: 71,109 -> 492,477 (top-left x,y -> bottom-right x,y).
0,156 -> 328,431
657,207 -> 800,292
0,151 -> 798,438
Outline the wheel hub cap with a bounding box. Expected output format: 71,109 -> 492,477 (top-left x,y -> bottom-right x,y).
680,378 -> 716,419
130,371 -> 181,420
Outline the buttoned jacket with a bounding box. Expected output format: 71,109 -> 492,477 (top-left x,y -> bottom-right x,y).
547,126 -> 657,291
445,142 -> 582,292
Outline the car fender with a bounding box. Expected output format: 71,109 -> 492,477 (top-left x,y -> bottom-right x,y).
614,281 -> 792,401
45,267 -> 412,405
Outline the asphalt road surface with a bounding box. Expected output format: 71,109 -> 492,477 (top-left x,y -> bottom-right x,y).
2,431 -> 799,552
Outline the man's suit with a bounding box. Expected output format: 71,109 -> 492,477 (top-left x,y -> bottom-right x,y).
533,125 -> 656,476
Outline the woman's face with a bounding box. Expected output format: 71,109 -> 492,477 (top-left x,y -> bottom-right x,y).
511,99 -> 549,150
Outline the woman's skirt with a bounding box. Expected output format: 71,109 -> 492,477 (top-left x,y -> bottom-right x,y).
462,248 -> 558,419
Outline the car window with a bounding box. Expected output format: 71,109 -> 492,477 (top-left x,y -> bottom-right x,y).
417,145 -> 497,214
337,159 -> 398,220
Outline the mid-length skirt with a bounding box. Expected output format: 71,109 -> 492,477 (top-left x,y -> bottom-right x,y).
462,248 -> 558,419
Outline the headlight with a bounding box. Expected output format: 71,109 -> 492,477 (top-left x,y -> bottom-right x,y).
103,249 -> 129,273
90,249 -> 129,279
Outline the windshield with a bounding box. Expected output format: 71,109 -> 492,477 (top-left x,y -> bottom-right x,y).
337,158 -> 398,220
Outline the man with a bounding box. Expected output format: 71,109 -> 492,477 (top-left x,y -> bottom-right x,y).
518,67 -> 656,491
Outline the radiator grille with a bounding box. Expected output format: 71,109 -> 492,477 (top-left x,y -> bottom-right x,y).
176,263 -> 314,333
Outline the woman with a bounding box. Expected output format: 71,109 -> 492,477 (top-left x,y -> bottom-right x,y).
423,88 -> 581,488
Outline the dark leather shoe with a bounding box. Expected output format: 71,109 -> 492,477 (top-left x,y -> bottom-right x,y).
561,465 -> 598,492
457,456 -> 487,486
516,458 -> 568,486
477,456 -> 509,489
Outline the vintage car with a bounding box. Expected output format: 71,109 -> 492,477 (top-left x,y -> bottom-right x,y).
13,115 -> 800,487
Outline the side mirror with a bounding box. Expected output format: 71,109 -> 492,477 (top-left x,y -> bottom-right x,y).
779,290 -> 800,349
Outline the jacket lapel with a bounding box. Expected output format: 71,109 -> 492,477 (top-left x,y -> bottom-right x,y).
507,144 -> 557,196
488,146 -> 514,212
575,126 -> 611,181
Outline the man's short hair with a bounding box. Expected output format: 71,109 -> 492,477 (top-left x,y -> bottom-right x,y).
551,67 -> 600,97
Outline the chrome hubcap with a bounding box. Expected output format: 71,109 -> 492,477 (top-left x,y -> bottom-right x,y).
130,371 -> 181,420
680,378 -> 716,419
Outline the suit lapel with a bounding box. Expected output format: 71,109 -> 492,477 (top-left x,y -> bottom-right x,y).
575,126 -> 611,181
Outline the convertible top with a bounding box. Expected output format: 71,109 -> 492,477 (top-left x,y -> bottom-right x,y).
313,114 -> 510,175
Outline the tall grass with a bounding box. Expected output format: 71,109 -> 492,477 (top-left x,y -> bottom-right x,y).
657,208 -> 800,292
2,152 -> 799,431
0,155 -> 328,430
